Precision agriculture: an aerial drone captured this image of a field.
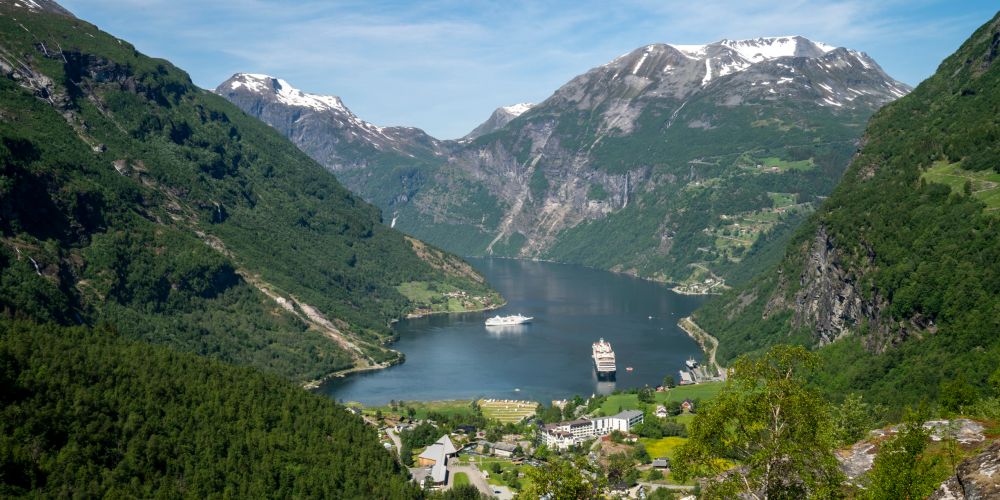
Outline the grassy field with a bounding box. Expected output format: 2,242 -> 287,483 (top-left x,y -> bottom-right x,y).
453,472 -> 470,486
921,160 -> 1000,211
396,281 -> 469,312
641,436 -> 688,460
600,382 -> 725,414
657,382 -> 725,404
760,156 -> 815,171
768,192 -> 797,208
354,398 -> 538,423
479,399 -> 537,423
601,394 -> 639,414
363,399 -> 475,420
674,413 -> 696,426
468,457 -> 532,491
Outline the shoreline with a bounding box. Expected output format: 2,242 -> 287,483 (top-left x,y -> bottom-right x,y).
310,258 -> 721,393
400,299 -> 506,320
306,300 -> 506,390
677,315 -> 724,375
303,357 -> 402,390
473,255 -> 726,297
670,287 -> 725,296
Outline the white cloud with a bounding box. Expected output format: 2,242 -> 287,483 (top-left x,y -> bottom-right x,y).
60,0 -> 995,138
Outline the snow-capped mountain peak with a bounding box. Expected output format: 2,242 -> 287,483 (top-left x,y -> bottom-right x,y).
216,73 -> 447,168
462,102 -> 536,140
227,73 -> 349,113
7,0 -> 75,16
715,36 -> 834,63
500,103 -> 534,117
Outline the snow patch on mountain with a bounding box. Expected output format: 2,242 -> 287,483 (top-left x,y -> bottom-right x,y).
702,59 -> 713,85
222,73 -> 396,143
718,36 -> 833,63
664,36 -> 841,88
11,0 -> 43,11
673,44 -> 708,59
632,46 -> 653,75
501,103 -> 534,117
228,73 -> 350,114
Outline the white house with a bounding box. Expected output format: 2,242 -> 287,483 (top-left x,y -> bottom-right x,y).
492,442 -> 518,458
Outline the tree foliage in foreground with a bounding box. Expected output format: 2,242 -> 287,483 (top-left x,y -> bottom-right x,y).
860,410 -> 941,500
672,345 -> 843,499
519,457 -> 605,500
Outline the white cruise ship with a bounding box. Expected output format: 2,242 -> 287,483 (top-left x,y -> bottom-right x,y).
592,338 -> 617,380
484,314 -> 533,326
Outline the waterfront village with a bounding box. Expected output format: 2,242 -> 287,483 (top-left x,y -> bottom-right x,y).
350,368 -> 727,498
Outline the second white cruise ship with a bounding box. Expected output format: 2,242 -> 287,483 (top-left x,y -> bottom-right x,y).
485,314 -> 533,326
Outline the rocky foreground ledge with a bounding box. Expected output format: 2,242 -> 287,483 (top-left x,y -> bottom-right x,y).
836,418 -> 999,498
930,440 -> 1000,499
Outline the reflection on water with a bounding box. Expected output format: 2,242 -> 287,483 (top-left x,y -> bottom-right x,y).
320,258 -> 707,405
485,324 -> 529,336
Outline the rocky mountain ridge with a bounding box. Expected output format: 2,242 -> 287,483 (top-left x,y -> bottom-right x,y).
221,36 -> 910,287
6,0 -> 72,16
217,73 -> 447,173
463,102 -> 534,140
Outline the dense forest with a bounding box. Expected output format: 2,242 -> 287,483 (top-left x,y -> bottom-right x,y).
0,319 -> 419,498
695,11 -> 1000,409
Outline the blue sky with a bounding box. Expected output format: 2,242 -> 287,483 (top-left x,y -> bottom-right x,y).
61,0 -> 997,139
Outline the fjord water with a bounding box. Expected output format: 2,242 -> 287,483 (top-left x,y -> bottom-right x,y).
321,258 -> 707,405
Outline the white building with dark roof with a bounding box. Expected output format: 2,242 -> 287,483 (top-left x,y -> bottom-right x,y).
492,442 -> 518,458
541,410 -> 644,449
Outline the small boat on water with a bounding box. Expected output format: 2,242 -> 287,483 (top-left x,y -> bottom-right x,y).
626,367 -> 634,372
686,357 -> 700,369
485,314 -> 533,326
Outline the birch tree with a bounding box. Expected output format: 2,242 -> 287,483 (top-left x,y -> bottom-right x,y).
672,345 -> 843,499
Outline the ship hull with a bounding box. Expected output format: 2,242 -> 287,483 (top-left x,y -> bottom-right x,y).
593,358 -> 617,380
484,315 -> 533,326
485,319 -> 531,326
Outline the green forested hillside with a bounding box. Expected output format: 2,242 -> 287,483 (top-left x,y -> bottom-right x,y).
0,319 -> 419,498
0,3 -> 498,382
695,12 -> 1000,409
0,3 -> 494,495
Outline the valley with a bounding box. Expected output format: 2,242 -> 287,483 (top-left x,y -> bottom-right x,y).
220,37 -> 909,292
321,258 -> 708,405
2,0 -> 999,497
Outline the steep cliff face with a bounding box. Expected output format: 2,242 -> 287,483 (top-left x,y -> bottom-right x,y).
789,225 -> 941,352
695,12 -> 1000,406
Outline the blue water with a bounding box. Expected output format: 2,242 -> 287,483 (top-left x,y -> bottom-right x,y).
320,258 -> 707,405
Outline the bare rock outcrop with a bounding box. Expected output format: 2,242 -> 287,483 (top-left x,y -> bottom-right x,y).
930,440 -> 1000,500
